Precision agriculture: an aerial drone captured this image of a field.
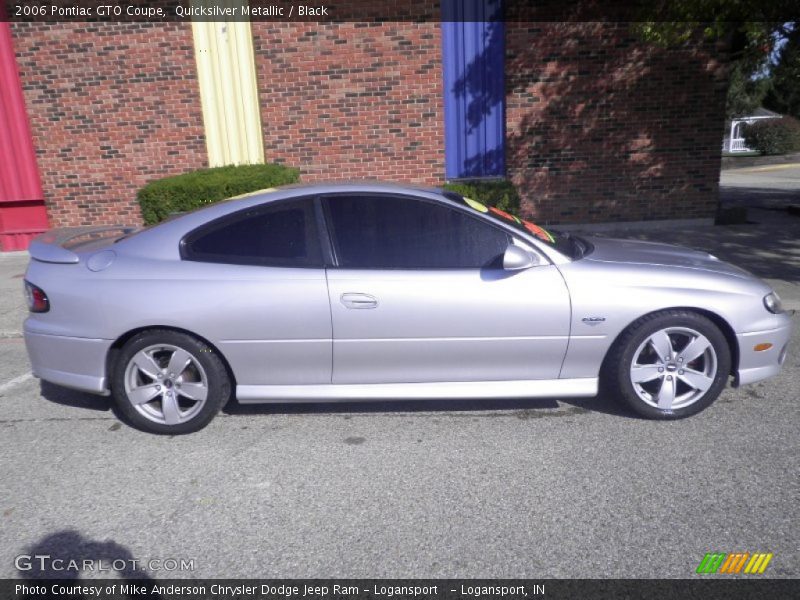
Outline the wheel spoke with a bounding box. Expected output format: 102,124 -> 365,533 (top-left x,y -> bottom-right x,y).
167,348 -> 191,377
161,392 -> 181,425
678,334 -> 711,364
657,377 -> 677,409
128,383 -> 161,406
178,382 -> 207,402
631,364 -> 663,383
132,351 -> 161,380
649,331 -> 673,362
678,368 -> 713,392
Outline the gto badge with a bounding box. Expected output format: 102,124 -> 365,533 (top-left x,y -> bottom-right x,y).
581,317 -> 606,325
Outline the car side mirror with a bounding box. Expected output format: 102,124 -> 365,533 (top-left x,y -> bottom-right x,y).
503,245 -> 539,271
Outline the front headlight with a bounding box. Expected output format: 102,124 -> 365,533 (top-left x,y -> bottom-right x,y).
764,292 -> 784,314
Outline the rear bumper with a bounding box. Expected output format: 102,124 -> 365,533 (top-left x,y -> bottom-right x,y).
24,327 -> 112,395
734,315 -> 793,387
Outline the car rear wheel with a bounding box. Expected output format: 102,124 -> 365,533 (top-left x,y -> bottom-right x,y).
111,330 -> 230,434
605,310 -> 731,419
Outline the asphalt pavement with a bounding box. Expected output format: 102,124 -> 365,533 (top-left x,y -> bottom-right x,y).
1,184 -> 799,578
719,162 -> 800,210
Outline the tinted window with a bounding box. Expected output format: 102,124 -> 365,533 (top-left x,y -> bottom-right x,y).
324,195 -> 509,269
443,191 -> 581,258
183,199 -> 321,267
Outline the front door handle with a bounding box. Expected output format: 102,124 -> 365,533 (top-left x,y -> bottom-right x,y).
340,293 -> 379,309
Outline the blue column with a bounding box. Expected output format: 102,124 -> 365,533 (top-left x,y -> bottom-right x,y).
441,0 -> 505,179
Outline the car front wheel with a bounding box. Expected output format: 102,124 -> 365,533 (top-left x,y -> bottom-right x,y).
605,310 -> 732,419
111,329 -> 231,434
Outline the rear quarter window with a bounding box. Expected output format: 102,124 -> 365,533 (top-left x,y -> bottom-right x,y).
181,199 -> 322,267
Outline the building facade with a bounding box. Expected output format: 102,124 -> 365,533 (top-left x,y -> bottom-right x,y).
0,8 -> 728,250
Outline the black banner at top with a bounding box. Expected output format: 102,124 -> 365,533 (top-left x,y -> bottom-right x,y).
3,0 -> 800,23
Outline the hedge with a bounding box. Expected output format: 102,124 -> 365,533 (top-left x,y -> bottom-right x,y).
743,117 -> 800,156
442,179 -> 520,213
137,163 -> 301,225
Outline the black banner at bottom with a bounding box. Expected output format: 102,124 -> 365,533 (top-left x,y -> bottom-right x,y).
3,579 -> 799,600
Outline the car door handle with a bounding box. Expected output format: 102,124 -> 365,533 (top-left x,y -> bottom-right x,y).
340,293 -> 379,309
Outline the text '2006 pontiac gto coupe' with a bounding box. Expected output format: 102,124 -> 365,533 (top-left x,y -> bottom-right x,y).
23,183 -> 792,433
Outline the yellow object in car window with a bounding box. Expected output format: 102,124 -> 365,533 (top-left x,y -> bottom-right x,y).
463,197 -> 489,213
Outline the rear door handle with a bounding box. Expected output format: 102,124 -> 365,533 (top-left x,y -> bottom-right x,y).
340,293 -> 379,309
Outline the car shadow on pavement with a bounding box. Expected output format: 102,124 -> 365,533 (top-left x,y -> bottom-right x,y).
222,391 -> 635,419
557,391 -> 637,418
37,380 -> 637,422
39,381 -> 111,413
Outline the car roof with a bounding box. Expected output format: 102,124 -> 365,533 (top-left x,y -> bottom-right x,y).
258,181 -> 444,196
185,181 -> 447,213
118,181 -> 451,260
116,180 -> 570,265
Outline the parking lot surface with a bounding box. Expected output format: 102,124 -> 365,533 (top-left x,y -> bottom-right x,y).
1,216 -> 798,578
719,162 -> 800,209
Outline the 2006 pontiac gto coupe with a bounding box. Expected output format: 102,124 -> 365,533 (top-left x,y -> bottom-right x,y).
23,183 -> 792,433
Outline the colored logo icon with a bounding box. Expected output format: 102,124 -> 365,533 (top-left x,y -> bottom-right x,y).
696,552 -> 773,574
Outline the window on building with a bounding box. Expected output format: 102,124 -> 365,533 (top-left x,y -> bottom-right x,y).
441,0 -> 506,179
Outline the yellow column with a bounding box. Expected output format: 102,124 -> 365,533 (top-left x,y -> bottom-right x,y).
191,1 -> 264,167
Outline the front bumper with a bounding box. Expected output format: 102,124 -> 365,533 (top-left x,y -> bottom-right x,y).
734,313 -> 793,387
24,327 -> 112,395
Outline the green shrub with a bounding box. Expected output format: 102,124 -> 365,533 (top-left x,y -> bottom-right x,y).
442,179 -> 520,213
137,163 -> 301,225
743,117 -> 800,155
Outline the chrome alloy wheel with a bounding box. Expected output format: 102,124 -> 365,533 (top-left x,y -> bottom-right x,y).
629,327 -> 718,410
123,344 -> 209,426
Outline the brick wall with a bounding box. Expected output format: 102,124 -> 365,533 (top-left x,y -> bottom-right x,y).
9,20 -> 728,229
251,21 -> 444,185
505,22 -> 729,224
10,22 -> 207,228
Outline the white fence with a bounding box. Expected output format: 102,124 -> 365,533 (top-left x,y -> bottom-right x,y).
727,138 -> 751,153
723,114 -> 781,153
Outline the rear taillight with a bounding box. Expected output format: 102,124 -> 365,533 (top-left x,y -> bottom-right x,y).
24,281 -> 49,313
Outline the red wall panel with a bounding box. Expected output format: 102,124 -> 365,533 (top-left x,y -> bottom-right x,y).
0,21 -> 48,250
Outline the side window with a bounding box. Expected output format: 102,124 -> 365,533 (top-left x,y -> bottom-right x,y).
324,195 -> 510,269
182,199 -> 322,267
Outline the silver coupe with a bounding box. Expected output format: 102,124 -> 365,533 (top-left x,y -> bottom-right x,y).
23,183 -> 792,433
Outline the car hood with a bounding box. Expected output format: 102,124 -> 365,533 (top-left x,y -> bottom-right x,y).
583,236 -> 753,279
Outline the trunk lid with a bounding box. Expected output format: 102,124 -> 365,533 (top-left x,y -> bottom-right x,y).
28,226 -> 138,264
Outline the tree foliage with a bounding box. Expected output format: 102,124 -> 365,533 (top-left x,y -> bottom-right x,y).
764,28 -> 800,119
633,3 -> 797,121
726,62 -> 771,118
743,116 -> 800,154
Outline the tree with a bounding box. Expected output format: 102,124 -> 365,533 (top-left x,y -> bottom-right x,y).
633,6 -> 797,120
764,27 -> 800,119
726,61 -> 771,118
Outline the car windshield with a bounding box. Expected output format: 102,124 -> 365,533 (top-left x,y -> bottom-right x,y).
445,192 -> 589,259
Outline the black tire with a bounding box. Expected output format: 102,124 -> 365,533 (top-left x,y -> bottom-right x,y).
111,329 -> 231,434
603,310 -> 731,419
